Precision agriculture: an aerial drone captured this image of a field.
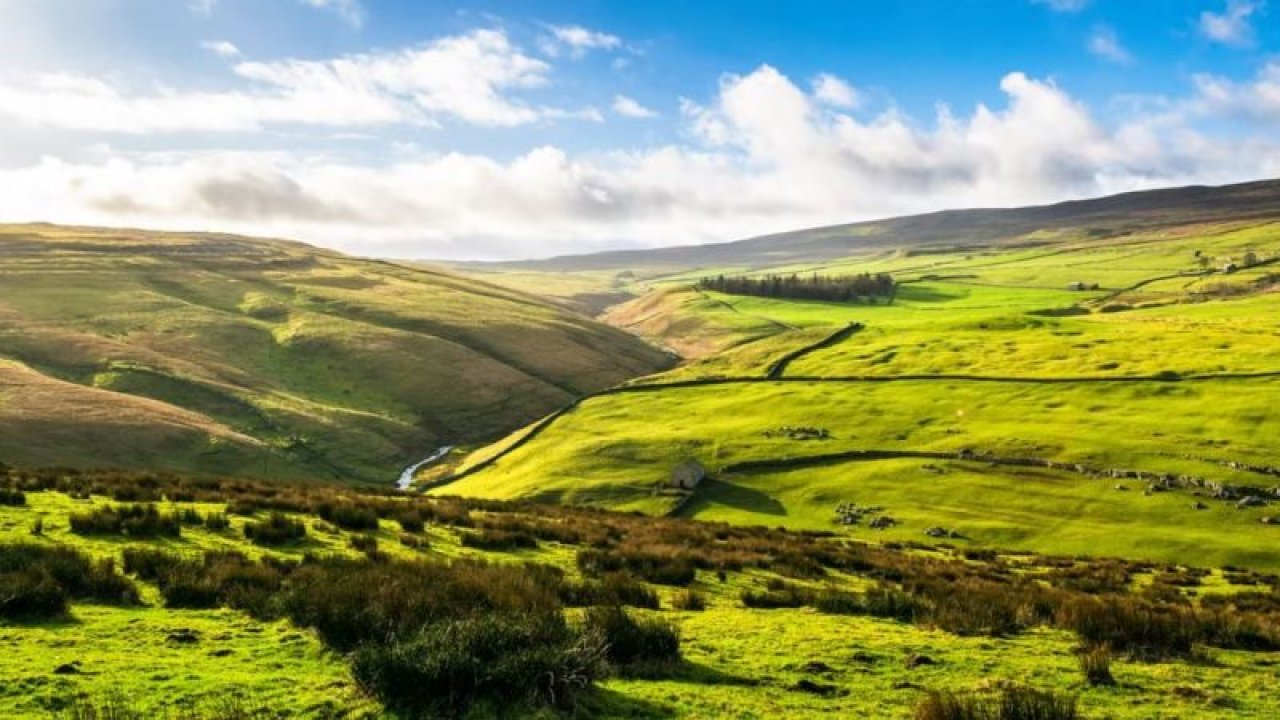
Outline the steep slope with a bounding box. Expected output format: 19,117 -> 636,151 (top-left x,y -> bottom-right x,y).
0,224 -> 671,482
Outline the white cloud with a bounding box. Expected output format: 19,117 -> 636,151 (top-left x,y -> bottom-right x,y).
5,65 -> 1279,260
201,40 -> 241,58
812,73 -> 858,108
1191,61 -> 1280,120
1088,25 -> 1131,64
1031,0 -> 1089,12
0,30 -> 578,131
538,24 -> 623,58
298,0 -> 365,28
1200,0 -> 1262,46
613,95 -> 657,118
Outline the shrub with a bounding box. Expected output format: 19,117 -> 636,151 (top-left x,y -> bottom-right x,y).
996,686 -> 1078,720
316,502 -> 380,531
461,529 -> 538,551
243,513 -> 306,546
1079,644 -> 1115,686
577,549 -> 696,586
741,581 -> 814,609
0,567 -> 67,619
204,512 -> 231,531
814,590 -> 863,615
69,505 -> 181,538
561,573 -> 659,610
349,534 -> 380,556
178,508 -> 204,526
278,558 -> 563,651
0,488 -> 26,506
352,611 -> 605,718
671,589 -> 707,612
226,499 -> 260,516
864,585 -> 929,621
921,579 -> 1027,636
149,551 -> 285,613
0,544 -> 139,618
583,605 -> 681,668
395,510 -> 424,534
1057,596 -> 1198,660
122,547 -> 184,581
914,686 -> 1078,720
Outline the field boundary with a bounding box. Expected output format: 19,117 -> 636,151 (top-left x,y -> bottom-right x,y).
764,322 -> 864,379
427,367 -> 1280,492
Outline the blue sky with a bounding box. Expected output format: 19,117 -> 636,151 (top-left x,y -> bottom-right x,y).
0,0 -> 1278,259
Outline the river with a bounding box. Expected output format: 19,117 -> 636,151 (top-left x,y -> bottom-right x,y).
396,446 -> 454,490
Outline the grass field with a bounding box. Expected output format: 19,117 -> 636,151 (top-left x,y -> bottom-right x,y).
0,225 -> 670,484
445,220 -> 1280,573
6,472 -> 1280,718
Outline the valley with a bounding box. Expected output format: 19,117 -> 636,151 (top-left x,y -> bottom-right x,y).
4,181 -> 1280,719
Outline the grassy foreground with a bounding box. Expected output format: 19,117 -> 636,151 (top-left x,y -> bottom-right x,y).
5,469 -> 1280,718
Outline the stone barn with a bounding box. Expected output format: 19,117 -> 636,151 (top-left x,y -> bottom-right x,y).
670,460 -> 706,490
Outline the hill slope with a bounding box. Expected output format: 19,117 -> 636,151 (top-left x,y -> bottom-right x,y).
439,214 -> 1280,571
0,224 -> 671,483
485,178 -> 1280,273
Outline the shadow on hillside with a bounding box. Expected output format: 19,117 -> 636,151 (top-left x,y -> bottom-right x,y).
578,688 -> 677,718
658,660 -> 761,688
895,284 -> 966,303
678,477 -> 786,518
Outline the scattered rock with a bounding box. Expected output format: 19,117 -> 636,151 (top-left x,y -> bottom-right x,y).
166,629 -> 200,645
1238,496 -> 1266,509
869,515 -> 897,530
1260,517 -> 1280,525
52,662 -> 81,675
790,679 -> 845,697
904,653 -> 937,669
1192,501 -> 1208,510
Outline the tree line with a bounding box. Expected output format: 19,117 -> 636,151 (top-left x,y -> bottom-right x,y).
698,272 -> 895,302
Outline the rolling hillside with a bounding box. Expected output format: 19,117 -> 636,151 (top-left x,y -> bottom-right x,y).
437,208 -> 1280,571
476,178 -> 1280,274
0,224 -> 671,483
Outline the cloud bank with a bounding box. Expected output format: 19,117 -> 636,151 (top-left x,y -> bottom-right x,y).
2,24 -> 1280,260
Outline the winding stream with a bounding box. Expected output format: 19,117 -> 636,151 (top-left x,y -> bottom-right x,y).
397,446 -> 454,490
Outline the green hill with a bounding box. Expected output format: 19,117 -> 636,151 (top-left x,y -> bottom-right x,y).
0,224 -> 671,483
474,178 -> 1280,274
439,211 -> 1280,571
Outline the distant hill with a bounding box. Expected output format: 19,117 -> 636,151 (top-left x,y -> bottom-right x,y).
489,178 -> 1280,272
0,224 -> 671,483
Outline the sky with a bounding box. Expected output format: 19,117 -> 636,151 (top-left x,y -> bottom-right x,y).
1,0 -> 1279,260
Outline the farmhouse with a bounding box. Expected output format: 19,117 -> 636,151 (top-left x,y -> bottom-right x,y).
670,460 -> 706,490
